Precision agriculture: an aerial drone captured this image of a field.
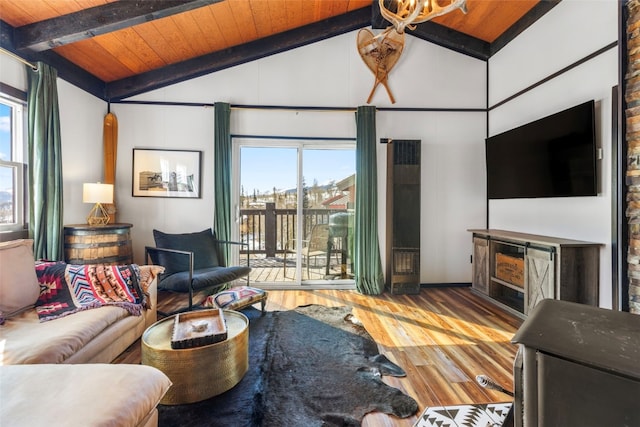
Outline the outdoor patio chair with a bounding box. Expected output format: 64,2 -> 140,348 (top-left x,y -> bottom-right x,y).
283,223 -> 335,280
145,228 -> 251,316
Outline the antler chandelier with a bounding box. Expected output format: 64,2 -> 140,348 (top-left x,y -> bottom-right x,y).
358,0 -> 467,104
380,0 -> 467,34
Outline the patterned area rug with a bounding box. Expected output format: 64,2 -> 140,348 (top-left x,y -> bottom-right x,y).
158,305 -> 417,426
413,402 -> 512,427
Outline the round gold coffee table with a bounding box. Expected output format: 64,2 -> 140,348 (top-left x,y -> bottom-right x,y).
141,310 -> 249,405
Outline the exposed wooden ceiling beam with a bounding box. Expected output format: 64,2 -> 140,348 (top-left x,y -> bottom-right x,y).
371,0 -> 560,61
105,7 -> 372,101
14,0 -> 222,53
1,19 -> 106,98
410,22 -> 490,61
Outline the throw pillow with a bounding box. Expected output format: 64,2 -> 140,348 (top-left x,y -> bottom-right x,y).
152,229 -> 220,276
138,265 -> 165,293
0,239 -> 40,322
138,264 -> 164,310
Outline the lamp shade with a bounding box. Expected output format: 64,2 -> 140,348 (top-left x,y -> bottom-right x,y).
83,183 -> 113,204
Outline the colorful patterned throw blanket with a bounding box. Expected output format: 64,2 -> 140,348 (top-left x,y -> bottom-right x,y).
35,262 -> 146,322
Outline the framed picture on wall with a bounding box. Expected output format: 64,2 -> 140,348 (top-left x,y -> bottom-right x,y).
132,148 -> 202,198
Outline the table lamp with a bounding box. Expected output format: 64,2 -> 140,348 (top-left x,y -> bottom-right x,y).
83,183 -> 113,225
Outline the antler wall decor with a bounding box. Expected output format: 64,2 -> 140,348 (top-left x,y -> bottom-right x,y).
357,27 -> 404,104
358,0 -> 467,104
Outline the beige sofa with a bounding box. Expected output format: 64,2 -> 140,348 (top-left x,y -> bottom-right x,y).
1,263 -> 159,365
0,239 -> 172,427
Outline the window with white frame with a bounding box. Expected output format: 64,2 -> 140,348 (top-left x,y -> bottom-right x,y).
0,88 -> 27,232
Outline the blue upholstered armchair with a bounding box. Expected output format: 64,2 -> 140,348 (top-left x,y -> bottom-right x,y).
145,228 -> 251,315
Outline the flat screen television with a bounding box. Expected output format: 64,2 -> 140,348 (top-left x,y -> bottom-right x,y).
486,100 -> 597,199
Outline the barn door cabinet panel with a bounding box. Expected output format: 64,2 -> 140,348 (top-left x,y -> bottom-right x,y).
469,229 -> 600,317
472,237 -> 489,294
525,247 -> 555,313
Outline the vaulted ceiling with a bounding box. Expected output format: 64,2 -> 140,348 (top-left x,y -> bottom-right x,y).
0,0 -> 559,101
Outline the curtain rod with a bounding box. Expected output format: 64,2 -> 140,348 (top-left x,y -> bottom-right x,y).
231,134 -> 355,141
112,100 -> 356,112
111,99 -> 485,113
231,104 -> 356,112
0,47 -> 37,71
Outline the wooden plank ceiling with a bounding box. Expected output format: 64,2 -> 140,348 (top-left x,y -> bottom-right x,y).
0,0 -> 558,101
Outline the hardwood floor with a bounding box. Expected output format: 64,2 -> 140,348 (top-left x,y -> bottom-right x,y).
115,286 -> 522,426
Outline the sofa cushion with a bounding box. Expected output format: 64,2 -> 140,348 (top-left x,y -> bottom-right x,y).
0,364 -> 172,427
138,265 -> 165,294
152,228 -> 221,276
0,305 -> 133,364
157,265 -> 251,292
0,240 -> 39,321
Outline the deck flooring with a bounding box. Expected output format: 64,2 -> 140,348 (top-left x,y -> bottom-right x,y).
247,257 -> 353,283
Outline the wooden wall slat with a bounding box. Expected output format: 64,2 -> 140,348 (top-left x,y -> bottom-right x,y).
210,1 -> 251,48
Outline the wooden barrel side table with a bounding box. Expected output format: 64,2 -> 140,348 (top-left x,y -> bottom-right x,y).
63,223 -> 133,265
141,310 -> 249,405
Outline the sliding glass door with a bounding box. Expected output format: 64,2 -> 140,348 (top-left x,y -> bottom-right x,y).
235,139 -> 355,287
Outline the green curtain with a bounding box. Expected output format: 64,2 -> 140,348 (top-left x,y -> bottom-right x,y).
354,106 -> 384,294
213,102 -> 232,266
26,62 -> 64,261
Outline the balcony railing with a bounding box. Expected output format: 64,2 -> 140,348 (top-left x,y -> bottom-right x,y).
240,202 -> 348,257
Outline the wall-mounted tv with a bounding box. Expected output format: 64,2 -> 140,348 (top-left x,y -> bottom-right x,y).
486,100 -> 597,199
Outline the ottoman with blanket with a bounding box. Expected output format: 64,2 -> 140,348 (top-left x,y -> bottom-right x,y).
204,285 -> 268,313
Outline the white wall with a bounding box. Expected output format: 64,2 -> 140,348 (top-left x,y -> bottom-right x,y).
0,55 -> 26,90
58,80 -> 110,224
377,110 -> 487,283
488,0 -> 618,307
112,30 -> 487,284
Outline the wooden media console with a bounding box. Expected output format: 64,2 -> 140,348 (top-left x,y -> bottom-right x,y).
469,229 -> 601,317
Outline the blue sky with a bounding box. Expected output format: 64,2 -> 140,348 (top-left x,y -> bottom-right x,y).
240,147 -> 355,195
0,103 -> 11,193
0,103 -> 10,161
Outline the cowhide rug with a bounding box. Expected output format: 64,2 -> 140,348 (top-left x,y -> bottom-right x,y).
158,304 -> 418,427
